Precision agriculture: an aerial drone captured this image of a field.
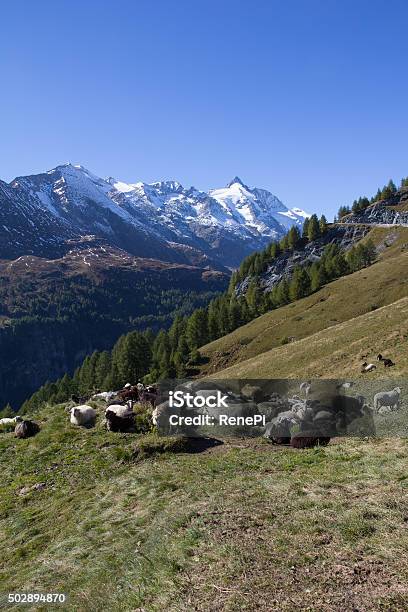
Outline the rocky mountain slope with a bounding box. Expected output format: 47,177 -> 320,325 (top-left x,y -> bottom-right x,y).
199,226 -> 408,378
339,185 -> 408,226
236,224 -> 369,296
0,165 -> 308,268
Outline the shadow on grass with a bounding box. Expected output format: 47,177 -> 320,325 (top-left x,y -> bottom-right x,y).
133,434 -> 224,460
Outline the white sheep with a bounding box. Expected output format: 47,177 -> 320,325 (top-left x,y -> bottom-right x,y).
105,402 -> 133,418
299,382 -> 311,397
70,405 -> 96,426
152,401 -> 180,434
0,416 -> 23,426
0,415 -> 23,433
361,362 -> 377,373
374,387 -> 401,412
91,391 -> 117,402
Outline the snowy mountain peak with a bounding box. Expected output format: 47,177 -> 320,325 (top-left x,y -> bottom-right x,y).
1,164 -> 310,268
226,176 -> 247,188
149,180 -> 184,194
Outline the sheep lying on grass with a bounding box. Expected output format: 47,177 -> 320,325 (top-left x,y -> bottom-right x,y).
0,416 -> 23,433
15,420 -> 40,439
91,391 -> 117,402
361,362 -> 377,373
70,405 -> 96,427
105,402 -> 135,432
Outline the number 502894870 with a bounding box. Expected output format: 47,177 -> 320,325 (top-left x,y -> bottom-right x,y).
8,593 -> 67,604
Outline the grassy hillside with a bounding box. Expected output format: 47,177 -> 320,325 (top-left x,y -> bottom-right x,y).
199,226 -> 408,376
211,297 -> 408,379
2,402 -> 408,610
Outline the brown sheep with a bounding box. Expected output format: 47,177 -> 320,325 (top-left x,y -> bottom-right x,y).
15,420 -> 40,439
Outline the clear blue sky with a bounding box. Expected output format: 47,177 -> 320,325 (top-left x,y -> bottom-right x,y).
1,0 -> 408,218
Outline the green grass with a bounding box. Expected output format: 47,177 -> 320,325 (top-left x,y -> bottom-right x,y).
2,402 -> 408,610
199,226 -> 408,378
210,296 -> 408,379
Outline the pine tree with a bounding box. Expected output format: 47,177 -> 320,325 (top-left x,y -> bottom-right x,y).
337,205 -> 350,219
307,214 -> 320,241
168,315 -> 186,351
373,188 -> 382,202
95,351 -> 111,387
218,299 -> 231,336
268,241 -> 280,259
186,308 -> 209,349
302,217 -> 310,239
280,234 -> 289,251
275,277 -> 290,305
207,301 -> 220,341
319,215 -> 328,234
112,331 -> 152,385
78,355 -> 94,394
309,262 -> 326,292
57,373 -> 75,401
246,279 -> 262,315
0,403 -> 14,418
229,297 -> 242,330
289,266 -> 311,301
287,226 -> 301,250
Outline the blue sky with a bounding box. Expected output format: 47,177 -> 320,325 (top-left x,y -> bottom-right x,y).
1,0 -> 407,218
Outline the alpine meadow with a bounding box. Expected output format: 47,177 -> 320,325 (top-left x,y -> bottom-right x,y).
1,2 -> 408,611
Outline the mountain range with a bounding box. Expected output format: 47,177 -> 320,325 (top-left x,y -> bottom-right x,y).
0,164 -> 308,268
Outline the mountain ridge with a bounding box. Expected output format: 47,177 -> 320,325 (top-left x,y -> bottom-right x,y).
0,164 -> 309,268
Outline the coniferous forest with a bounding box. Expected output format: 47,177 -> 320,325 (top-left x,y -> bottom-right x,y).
18,219 -> 377,415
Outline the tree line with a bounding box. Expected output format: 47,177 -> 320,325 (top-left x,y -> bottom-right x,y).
17,229 -> 377,415
231,214 -> 328,286
337,176 -> 408,220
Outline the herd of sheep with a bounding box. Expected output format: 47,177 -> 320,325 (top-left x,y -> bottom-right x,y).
137,380 -> 404,446
0,381 -> 404,447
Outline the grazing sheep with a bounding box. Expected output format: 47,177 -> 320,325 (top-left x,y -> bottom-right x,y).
70,405 -> 96,427
378,406 -> 392,415
361,362 -> 377,373
15,420 -> 40,439
377,354 -> 395,367
336,381 -> 354,390
374,387 -> 401,412
299,382 -> 311,397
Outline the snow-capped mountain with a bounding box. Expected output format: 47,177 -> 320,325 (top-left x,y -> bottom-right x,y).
0,164 -> 309,268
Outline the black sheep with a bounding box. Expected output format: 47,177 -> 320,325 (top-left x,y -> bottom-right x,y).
377,354 -> 395,367
290,433 -> 331,449
270,436 -> 291,445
